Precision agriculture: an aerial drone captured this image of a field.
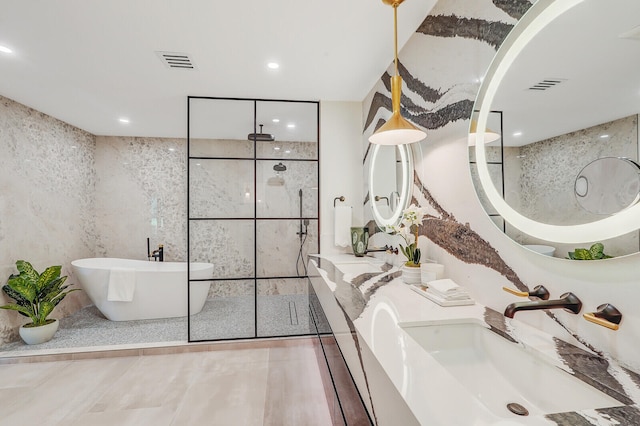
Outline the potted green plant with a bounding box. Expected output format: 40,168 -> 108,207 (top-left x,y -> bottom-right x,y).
389,204 -> 426,284
0,260 -> 79,345
567,243 -> 613,260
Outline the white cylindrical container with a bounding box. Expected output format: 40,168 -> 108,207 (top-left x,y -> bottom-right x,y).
421,263 -> 445,280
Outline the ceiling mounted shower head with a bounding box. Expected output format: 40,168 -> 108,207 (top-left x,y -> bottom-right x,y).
273,162 -> 287,172
248,124 -> 275,141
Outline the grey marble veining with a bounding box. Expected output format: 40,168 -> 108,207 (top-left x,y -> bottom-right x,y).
315,256 -> 640,426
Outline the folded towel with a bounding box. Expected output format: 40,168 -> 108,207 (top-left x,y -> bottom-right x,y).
428,278 -> 462,294
107,267 -> 136,302
334,205 -> 352,247
426,289 -> 470,301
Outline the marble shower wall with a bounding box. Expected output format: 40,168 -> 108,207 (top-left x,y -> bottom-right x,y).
363,0 -> 640,374
189,138 -> 318,296
94,136 -> 187,262
93,135 -> 317,297
0,95 -> 95,345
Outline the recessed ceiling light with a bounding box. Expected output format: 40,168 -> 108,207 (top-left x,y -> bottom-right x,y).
272,118 -> 280,123
513,131 -> 523,137
274,147 -> 281,151
287,124 -> 295,129
119,118 -> 130,124
600,134 -> 609,138
168,148 -> 176,152
267,62 -> 279,69
196,163 -> 201,166
0,45 -> 12,54
285,150 -> 291,154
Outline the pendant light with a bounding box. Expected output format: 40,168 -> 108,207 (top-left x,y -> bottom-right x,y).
369,0 -> 426,145
468,120 -> 501,145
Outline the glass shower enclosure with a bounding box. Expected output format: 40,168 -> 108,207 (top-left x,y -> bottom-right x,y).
186,97 -> 319,341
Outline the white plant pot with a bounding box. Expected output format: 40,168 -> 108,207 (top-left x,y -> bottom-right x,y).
19,319 -> 59,345
401,265 -> 422,285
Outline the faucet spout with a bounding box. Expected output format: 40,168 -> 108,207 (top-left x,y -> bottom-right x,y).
504,292 -> 582,318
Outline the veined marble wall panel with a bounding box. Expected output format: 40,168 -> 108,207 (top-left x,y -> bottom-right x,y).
256,219 -> 318,278
0,95 -> 94,345
94,136 -> 186,261
362,0 -> 640,378
189,219 -> 255,279
189,158 -> 254,219
256,160 -> 318,218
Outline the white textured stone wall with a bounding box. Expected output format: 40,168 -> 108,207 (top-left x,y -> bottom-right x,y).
0,95 -> 94,345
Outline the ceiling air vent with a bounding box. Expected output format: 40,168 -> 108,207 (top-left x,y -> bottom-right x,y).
527,78 -> 566,91
156,51 -> 195,69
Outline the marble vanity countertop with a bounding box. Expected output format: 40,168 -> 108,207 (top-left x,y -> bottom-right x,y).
310,255 -> 640,426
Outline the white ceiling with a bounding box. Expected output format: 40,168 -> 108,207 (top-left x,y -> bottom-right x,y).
493,0 -> 640,147
0,0 -> 436,138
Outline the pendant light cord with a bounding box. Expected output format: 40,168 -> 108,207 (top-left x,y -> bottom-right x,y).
393,3 -> 399,76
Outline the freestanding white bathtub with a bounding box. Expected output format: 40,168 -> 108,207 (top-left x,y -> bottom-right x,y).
71,258 -> 214,321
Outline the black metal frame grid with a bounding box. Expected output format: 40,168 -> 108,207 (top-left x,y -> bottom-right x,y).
187,96 -> 320,342
469,110 -> 505,232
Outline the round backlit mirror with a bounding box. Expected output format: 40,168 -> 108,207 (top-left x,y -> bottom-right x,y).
471,0 -> 640,257
369,144 -> 414,228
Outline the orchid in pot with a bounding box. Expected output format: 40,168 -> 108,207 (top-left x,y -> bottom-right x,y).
389,204 -> 426,283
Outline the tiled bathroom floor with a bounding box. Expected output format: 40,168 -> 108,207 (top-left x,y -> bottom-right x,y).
0,338 -> 336,425
0,295 -> 313,355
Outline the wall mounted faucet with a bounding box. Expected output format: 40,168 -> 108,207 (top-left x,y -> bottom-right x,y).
504,292 -> 582,319
148,238 -> 164,261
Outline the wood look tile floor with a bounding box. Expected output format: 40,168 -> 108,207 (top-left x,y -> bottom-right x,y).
0,338 -> 335,426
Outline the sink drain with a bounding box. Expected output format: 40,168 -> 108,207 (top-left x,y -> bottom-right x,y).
507,402 -> 529,416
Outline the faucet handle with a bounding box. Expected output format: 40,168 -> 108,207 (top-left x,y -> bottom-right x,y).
502,285 -> 550,300
583,304 -> 622,331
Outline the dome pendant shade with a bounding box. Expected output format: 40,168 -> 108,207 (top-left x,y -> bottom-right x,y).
369,76 -> 426,145
468,119 -> 501,145
369,1 -> 426,145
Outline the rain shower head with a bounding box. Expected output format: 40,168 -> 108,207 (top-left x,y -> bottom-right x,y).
248,124 -> 275,141
273,162 -> 287,172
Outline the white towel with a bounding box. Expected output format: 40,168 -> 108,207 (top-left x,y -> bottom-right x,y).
107,267 -> 136,302
334,205 -> 352,247
427,278 -> 469,300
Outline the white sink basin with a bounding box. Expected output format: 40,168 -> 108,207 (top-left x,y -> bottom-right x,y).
401,321 -> 621,418
334,261 -> 383,276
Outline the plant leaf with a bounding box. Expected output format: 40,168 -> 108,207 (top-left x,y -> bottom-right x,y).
16,260 -> 39,284
0,304 -> 37,323
573,248 -> 592,260
6,275 -> 36,302
37,265 -> 61,291
39,276 -> 68,302
37,301 -> 55,324
2,284 -> 30,308
589,243 -> 605,260
567,251 -> 576,260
